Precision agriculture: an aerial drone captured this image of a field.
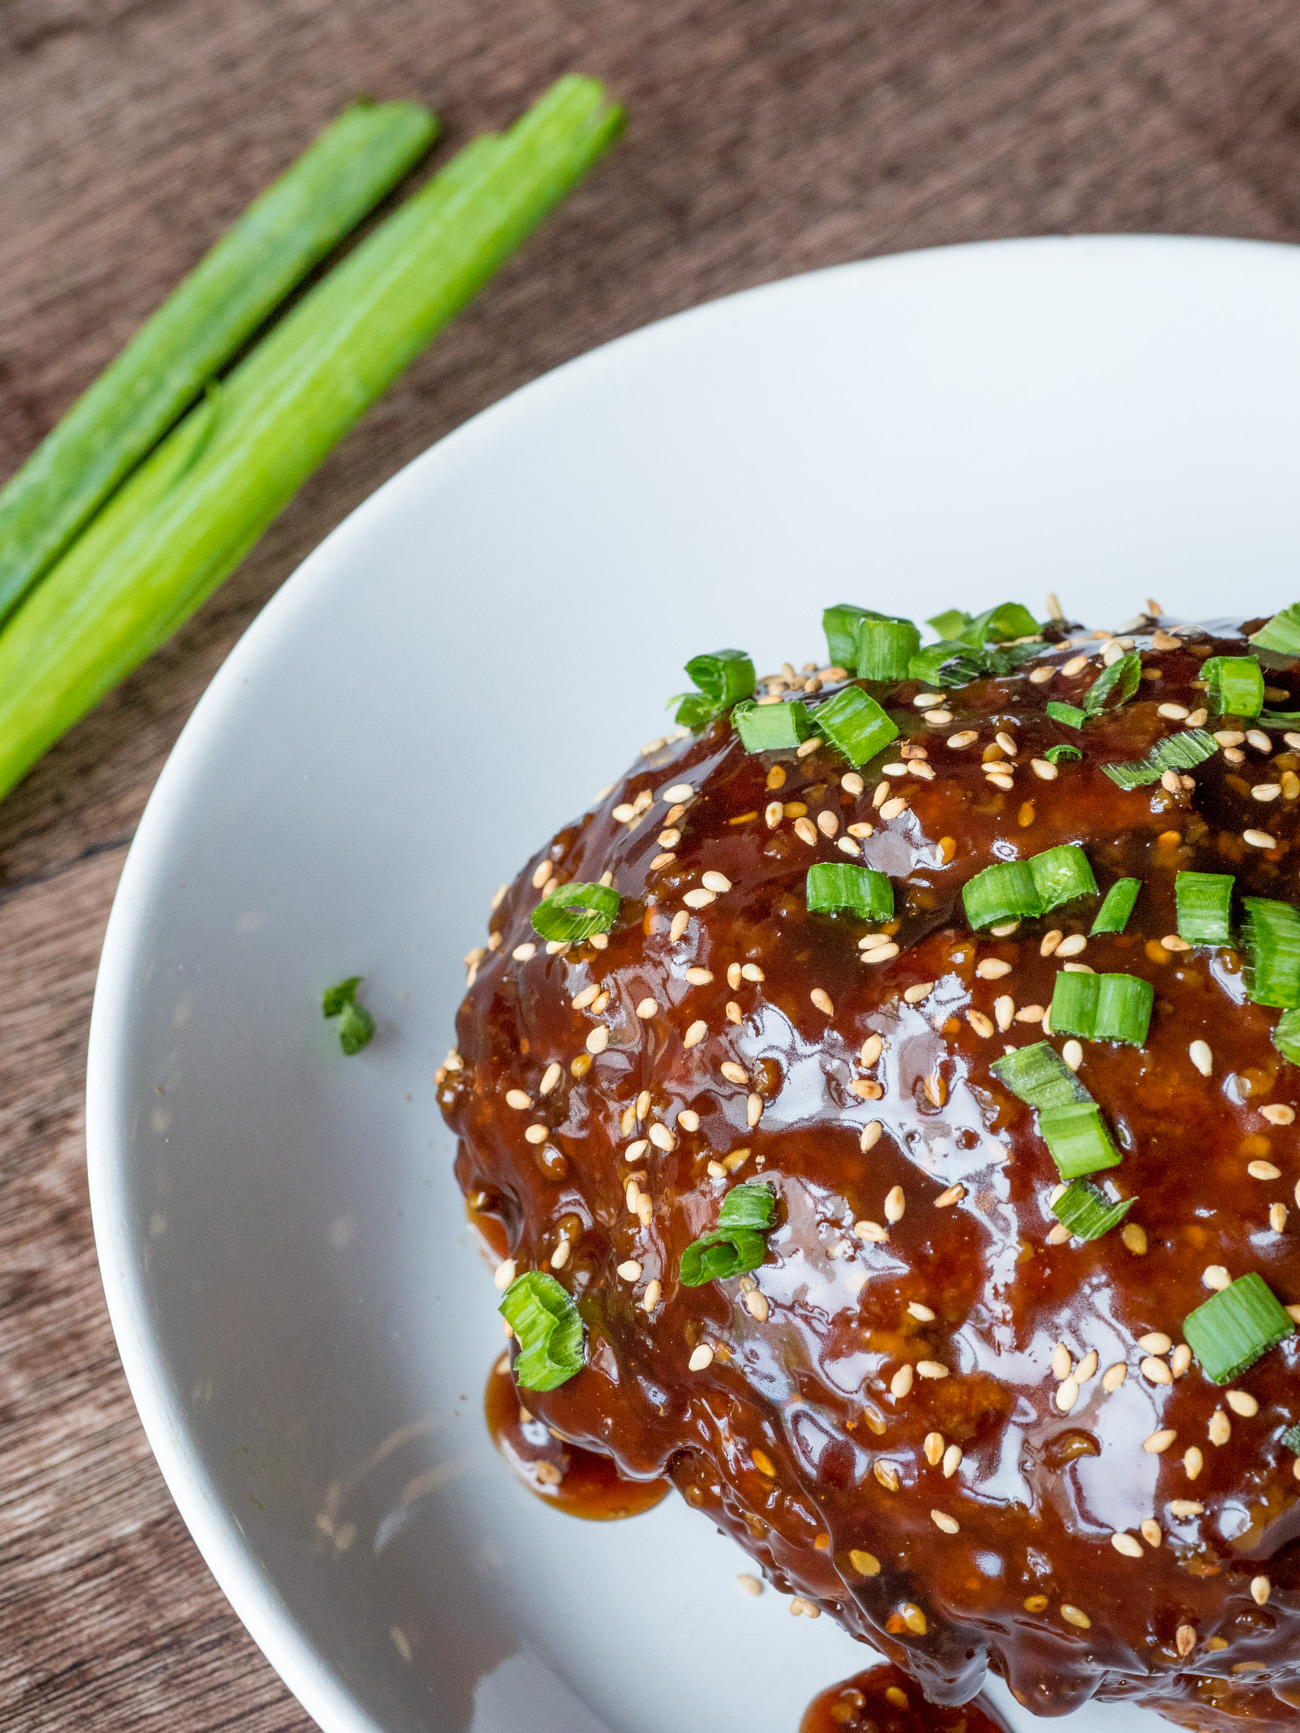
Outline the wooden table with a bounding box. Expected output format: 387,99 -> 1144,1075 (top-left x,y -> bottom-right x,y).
3,0 -> 1299,1724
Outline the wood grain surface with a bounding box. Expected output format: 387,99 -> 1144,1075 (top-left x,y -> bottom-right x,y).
3,0 -> 1300,1725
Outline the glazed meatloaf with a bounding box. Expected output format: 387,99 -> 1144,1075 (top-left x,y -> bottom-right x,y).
438,602 -> 1300,1729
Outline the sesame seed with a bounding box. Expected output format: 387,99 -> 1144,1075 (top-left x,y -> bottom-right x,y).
1215,730 -> 1245,746
1111,1532 -> 1143,1558
649,1123 -> 675,1151
512,942 -> 537,962
917,1360 -> 948,1379
1248,1159 -> 1282,1180
1253,783 -> 1283,802
914,693 -> 944,708
1203,1264 -> 1231,1290
611,803 -> 636,823
794,815 -> 818,844
1170,1500 -> 1203,1518
942,1444 -> 962,1478
1144,1430 -> 1177,1454
591,991 -> 610,1012
494,1258 -> 517,1290
1029,666 -> 1054,685
1225,1390 -> 1259,1417
723,1147 -> 751,1172
1252,1576 -> 1271,1606
1060,1605 -> 1091,1630
861,1121 -> 883,1151
1175,1624 -> 1197,1659
1055,1376 -> 1080,1414
683,888 -> 716,909
1158,703 -> 1190,720
880,797 -> 908,820
642,1279 -> 662,1312
994,995 -> 1014,1031
1189,1040 -> 1213,1076
976,958 -> 1012,979
966,1009 -> 994,1038
1076,1350 -> 1098,1382
706,1160 -> 726,1178
747,1093 -> 763,1127
741,962 -> 765,982
1062,1039 -> 1083,1071
1244,829 -> 1278,848
764,800 -> 783,829
572,984 -> 599,1009
505,1089 -> 532,1110
737,1572 -> 762,1596
924,709 -> 953,725
1046,1224 -> 1070,1245
874,1461 -> 900,1491
636,997 -> 659,1019
1101,1363 -> 1127,1392
1271,1202 -> 1288,1231
860,1034 -> 884,1066
931,1510 -> 960,1534
701,870 -> 731,893
1024,1595 -> 1049,1613
1261,1103 -> 1295,1125
1208,1409 -> 1231,1445
797,738 -> 821,758
625,1139 -> 648,1160
1141,1356 -> 1173,1386
726,1001 -> 742,1024
890,1364 -> 914,1398
524,1124 -> 548,1144
669,909 -> 690,942
885,1185 -> 906,1223
685,966 -> 713,985
689,1344 -> 714,1371
908,761 -> 936,781
810,987 -> 834,1014
539,1062 -> 561,1095
617,1259 -> 642,1281
850,1549 -> 881,1576
1052,1343 -> 1073,1380
903,981 -> 934,1003
1030,758 -> 1058,780
744,1287 -> 769,1321
1171,1343 -> 1192,1376
1061,656 -> 1089,676
1247,729 -> 1272,752
663,783 -> 694,803
684,1020 -> 708,1049
934,1184 -> 966,1207
901,1604 -> 928,1635
720,1061 -> 748,1085
1184,1445 -> 1203,1479
817,810 -> 840,837
947,730 -> 979,749
856,1219 -> 889,1244
987,773 -> 1015,791
658,827 -> 681,848
1137,1331 -> 1171,1353
550,1238 -> 571,1270
586,1026 -> 609,1055
1015,1004 -> 1045,1024
862,943 -> 900,962
908,1301 -> 936,1321
1056,933 -> 1088,957
994,731 -> 1017,756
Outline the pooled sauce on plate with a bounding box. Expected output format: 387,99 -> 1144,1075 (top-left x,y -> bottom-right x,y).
484,1353 -> 670,1519
800,1664 -> 1010,1733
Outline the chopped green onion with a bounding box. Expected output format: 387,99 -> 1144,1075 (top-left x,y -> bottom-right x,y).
813,686 -> 899,767
321,975 -> 375,1054
532,880 -> 620,942
962,860 -> 1041,929
1176,871 -> 1234,946
1052,1179 -> 1134,1240
680,1181 -> 777,1286
1091,878 -> 1140,934
1282,1423 -> 1300,1453
962,602 -> 1039,645
717,1181 -> 777,1231
1203,655 -> 1264,718
991,1041 -> 1090,1110
1045,743 -> 1083,764
0,78 -> 626,804
733,699 -> 813,752
1082,651 -> 1141,714
914,640 -> 1041,687
823,604 -> 888,668
1258,710 -> 1300,729
1047,701 -> 1088,729
499,1270 -> 585,1390
1102,727 -> 1217,790
0,100 -> 439,629
906,640 -> 965,686
1029,844 -> 1098,913
927,609 -> 970,640
1038,1100 -> 1122,1178
857,617 -> 921,681
1250,604 -> 1300,657
1274,1009 -> 1300,1065
806,862 -> 893,921
676,648 -> 755,727
1183,1272 -> 1295,1386
1243,898 -> 1300,1009
1049,970 -> 1153,1045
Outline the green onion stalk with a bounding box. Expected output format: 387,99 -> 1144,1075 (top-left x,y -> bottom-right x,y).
0,100 -> 438,626
0,76 -> 622,804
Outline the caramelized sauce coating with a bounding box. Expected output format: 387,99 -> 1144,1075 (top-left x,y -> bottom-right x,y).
484,1352 -> 670,1519
801,1663 -> 1010,1733
442,618 -> 1300,1727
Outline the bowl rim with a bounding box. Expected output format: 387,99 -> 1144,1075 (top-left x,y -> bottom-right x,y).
84,231 -> 1300,1731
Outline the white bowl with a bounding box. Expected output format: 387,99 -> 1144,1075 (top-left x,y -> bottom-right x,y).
88,235 -> 1300,1733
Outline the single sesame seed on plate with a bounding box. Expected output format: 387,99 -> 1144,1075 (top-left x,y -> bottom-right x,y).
1271,1202 -> 1289,1231
524,1125 -> 548,1144
1203,1264 -> 1231,1290
913,692 -> 944,707
1183,1444 -> 1203,1478
1138,1331 -> 1172,1353
1101,1363 -> 1126,1392
1226,1390 -> 1259,1417
1030,758 -> 1058,780
636,997 -> 659,1019
658,827 -> 682,848
684,887 -> 716,909
976,958 -> 1012,978
817,810 -> 840,836
1052,1343 -> 1072,1380
931,1510 -> 960,1534
1056,933 -> 1088,957
1028,666 -> 1053,685
586,1026 -> 609,1055
741,963 -> 765,982
1247,729 -> 1272,752
1208,1409 -> 1231,1445
1188,1040 -> 1213,1076
856,1219 -> 889,1243
512,942 -> 537,962
837,835 -> 860,856
1169,1500 -> 1203,1519
677,1109 -> 701,1133
617,1259 -> 642,1281
948,729 -> 979,748
924,709 -> 953,725
890,1364 -> 914,1398
994,995 -> 1014,1031
966,1009 -> 994,1038
662,783 -> 694,804
493,1258 -> 517,1290
1111,1532 -> 1143,1558
702,870 -> 732,893
903,981 -> 934,1003
794,816 -> 819,844
684,1019 -> 708,1049
934,1184 -> 965,1207
1076,1350 -> 1098,1382
880,797 -> 909,820
1143,1429 -> 1177,1454
942,1443 -> 962,1477
810,987 -> 834,1014
669,909 -> 690,942
1261,1103 -> 1295,1125
996,731 -> 1018,756
1248,1159 -> 1282,1180
688,1344 -> 714,1371
1171,1343 -> 1192,1376
1141,1356 -> 1173,1386
744,1287 -> 769,1321
648,1123 -> 675,1151
861,1121 -> 883,1151
641,1279 -> 662,1312
1122,1221 -> 1148,1254
1244,829 -> 1278,848
685,966 -> 713,985
1253,784 -> 1282,802
908,1300 -> 936,1321
1158,703 -> 1190,720
885,1185 -> 906,1223
747,1093 -> 763,1127
917,1360 -> 949,1379
862,942 -> 900,963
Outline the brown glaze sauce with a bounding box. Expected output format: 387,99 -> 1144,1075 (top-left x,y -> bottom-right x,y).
484,1353 -> 670,1519
443,616 -> 1300,1729
801,1664 -> 1010,1733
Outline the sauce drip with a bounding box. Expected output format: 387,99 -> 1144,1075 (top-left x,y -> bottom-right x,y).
801,1665 -> 1011,1733
484,1354 -> 670,1520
